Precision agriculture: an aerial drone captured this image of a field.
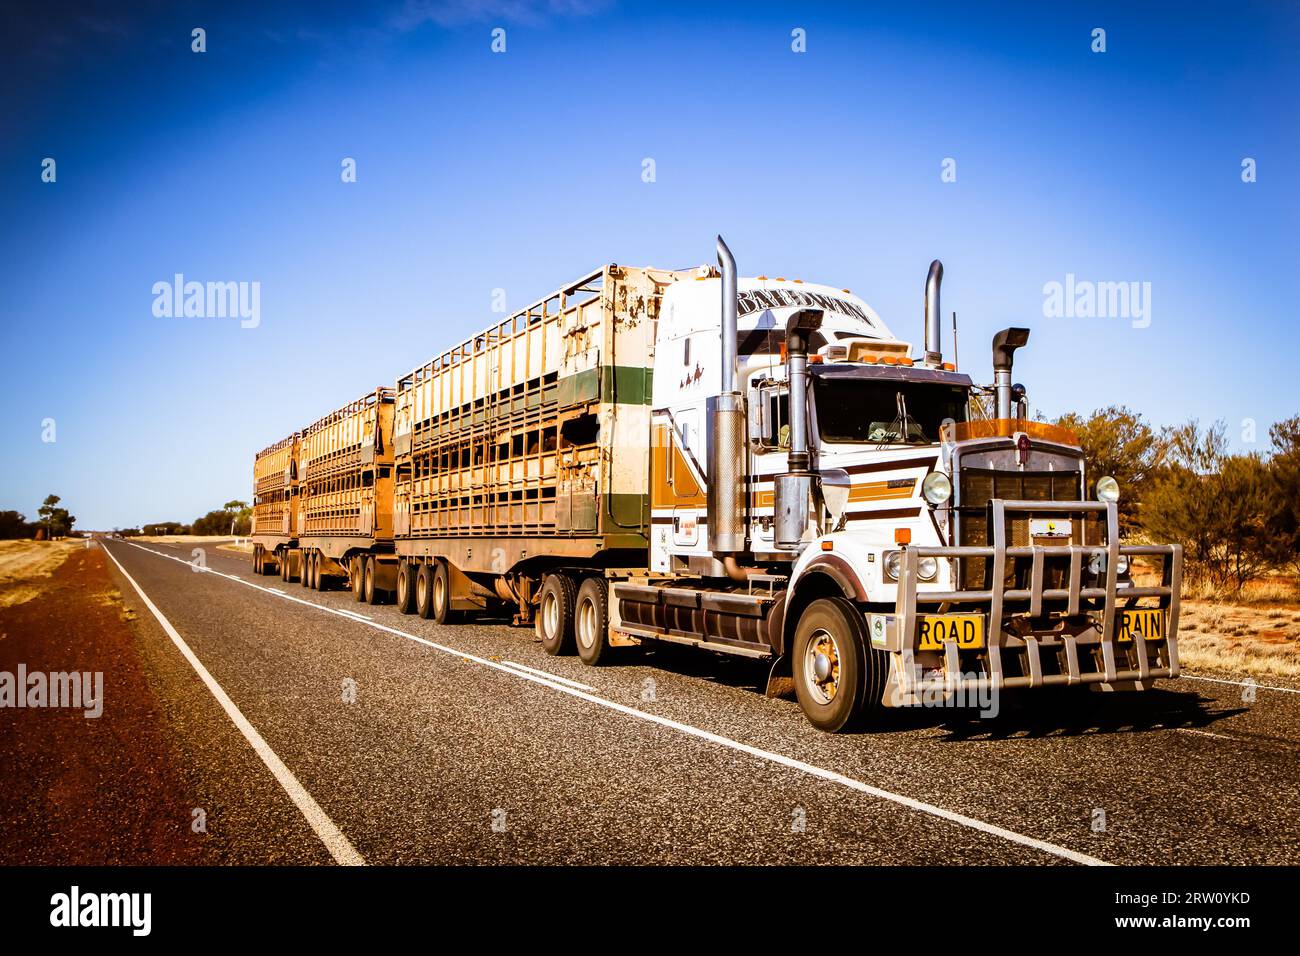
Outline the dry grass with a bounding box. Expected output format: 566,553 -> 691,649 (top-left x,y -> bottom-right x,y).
0,539 -> 80,607
1180,576 -> 1299,605
1179,598 -> 1300,679
135,534 -> 236,544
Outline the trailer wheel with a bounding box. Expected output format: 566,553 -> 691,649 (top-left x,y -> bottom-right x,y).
430,560 -> 458,624
351,557 -> 366,602
575,577 -> 612,666
253,546 -> 263,574
791,597 -> 884,733
364,556 -> 381,605
279,550 -> 289,581
300,551 -> 312,589
396,560 -> 416,614
416,562 -> 435,619
312,552 -> 325,591
537,573 -> 577,655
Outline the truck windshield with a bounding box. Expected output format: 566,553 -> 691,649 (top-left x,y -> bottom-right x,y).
813,378 -> 968,444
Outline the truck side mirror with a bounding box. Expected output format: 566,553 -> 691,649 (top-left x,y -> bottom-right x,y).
819,468 -> 851,529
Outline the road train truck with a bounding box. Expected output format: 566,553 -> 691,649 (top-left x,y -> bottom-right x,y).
252,236 -> 1182,731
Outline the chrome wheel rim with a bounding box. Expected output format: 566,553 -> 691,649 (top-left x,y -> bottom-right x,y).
576,598 -> 596,650
433,573 -> 446,615
803,627 -> 842,706
541,591 -> 558,639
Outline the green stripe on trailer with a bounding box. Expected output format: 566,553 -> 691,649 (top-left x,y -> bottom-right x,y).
558,366 -> 654,407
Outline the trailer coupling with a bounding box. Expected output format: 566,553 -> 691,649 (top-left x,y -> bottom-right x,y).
873,500 -> 1182,704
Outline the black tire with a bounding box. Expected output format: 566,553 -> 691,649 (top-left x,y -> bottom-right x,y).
416,562 -> 435,619
395,560 -> 416,614
299,551 -> 312,589
536,573 -> 577,655
280,550 -> 290,581
430,560 -> 458,624
364,556 -> 381,605
253,546 -> 263,574
791,597 -> 885,733
312,552 -> 325,591
575,577 -> 612,666
351,557 -> 366,602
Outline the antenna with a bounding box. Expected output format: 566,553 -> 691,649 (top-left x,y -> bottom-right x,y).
951,311 -> 960,370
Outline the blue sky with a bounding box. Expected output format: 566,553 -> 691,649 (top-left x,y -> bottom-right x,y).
2,0 -> 1296,529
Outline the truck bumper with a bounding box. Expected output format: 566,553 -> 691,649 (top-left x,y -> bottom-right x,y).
874,499 -> 1182,706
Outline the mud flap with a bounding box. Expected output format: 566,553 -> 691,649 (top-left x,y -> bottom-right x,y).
765,655 -> 796,699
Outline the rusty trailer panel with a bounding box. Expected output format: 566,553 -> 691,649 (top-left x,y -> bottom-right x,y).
297,387 -> 395,558
252,432 -> 299,545
392,264 -> 693,575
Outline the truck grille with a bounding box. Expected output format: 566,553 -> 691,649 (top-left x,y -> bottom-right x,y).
958,468 -> 1086,590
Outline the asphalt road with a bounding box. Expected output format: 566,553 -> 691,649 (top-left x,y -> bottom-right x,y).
87,538 -> 1300,865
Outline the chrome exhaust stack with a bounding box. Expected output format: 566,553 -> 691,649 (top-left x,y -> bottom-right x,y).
775,309 -> 824,550
992,327 -> 1030,419
709,236 -> 747,560
924,259 -> 944,365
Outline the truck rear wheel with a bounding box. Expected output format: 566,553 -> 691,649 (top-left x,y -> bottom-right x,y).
575,577 -> 612,666
430,560 -> 457,624
253,546 -> 263,574
537,573 -> 577,655
364,556 -> 381,605
351,557 -> 366,602
416,562 -> 434,619
396,560 -> 415,614
279,550 -> 290,582
300,551 -> 312,589
792,597 -> 885,733
312,552 -> 325,591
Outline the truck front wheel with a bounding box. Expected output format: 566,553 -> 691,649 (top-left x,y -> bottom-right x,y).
792,597 -> 885,733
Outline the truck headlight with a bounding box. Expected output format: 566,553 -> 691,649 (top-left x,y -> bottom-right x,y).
884,551 -> 901,580
1095,475 -> 1120,503
883,551 -> 939,582
921,472 -> 952,505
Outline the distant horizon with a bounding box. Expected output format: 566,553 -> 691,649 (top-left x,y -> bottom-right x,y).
3,1 -> 1297,528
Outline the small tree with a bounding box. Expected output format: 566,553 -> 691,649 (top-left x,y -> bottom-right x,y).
1140,420 -> 1273,592
1054,406 -> 1166,536
0,510 -> 36,539
37,494 -> 75,539
1263,416 -> 1300,572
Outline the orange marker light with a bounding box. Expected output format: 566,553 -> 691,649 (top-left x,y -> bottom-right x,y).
894,527 -> 912,545
821,540 -> 834,551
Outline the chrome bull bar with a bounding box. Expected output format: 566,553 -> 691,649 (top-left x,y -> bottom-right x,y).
889,500 -> 1182,696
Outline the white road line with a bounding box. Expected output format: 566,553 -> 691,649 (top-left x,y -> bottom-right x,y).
116,540 -> 1108,866
101,544 -> 366,866
1176,728 -> 1235,742
500,660 -> 596,691
1179,674 -> 1300,695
